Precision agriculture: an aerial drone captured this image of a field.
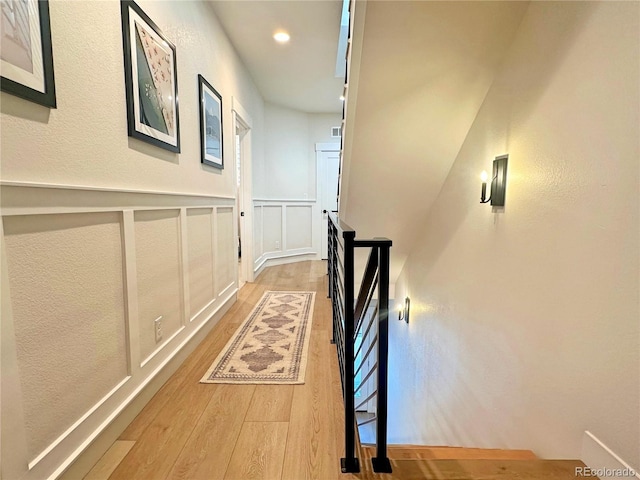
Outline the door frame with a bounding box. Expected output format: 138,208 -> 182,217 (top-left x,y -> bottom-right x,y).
315,142 -> 340,260
232,97 -> 253,285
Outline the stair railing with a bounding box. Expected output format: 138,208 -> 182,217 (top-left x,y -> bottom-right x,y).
328,212 -> 392,474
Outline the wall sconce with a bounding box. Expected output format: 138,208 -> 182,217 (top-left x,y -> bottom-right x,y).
480,154 -> 508,207
397,297 -> 410,323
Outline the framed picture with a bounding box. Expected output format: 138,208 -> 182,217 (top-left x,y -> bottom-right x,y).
120,0 -> 180,152
0,0 -> 56,108
198,74 -> 223,169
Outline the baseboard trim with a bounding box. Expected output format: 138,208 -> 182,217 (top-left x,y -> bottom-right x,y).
254,252 -> 318,278
581,431 -> 639,479
55,290 -> 237,480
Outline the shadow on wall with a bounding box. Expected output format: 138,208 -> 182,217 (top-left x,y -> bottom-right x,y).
403,1 -> 599,275
386,1 -> 609,449
1,92 -> 52,123
128,137 -> 179,165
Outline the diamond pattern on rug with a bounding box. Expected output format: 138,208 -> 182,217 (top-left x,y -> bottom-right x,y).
254,330 -> 287,345
200,291 -> 315,384
272,304 -> 296,314
262,315 -> 294,329
275,294 -> 298,303
240,346 -> 284,373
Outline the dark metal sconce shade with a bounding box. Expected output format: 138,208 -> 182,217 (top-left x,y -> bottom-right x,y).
491,155 -> 508,206
480,155 -> 508,207
398,297 -> 410,323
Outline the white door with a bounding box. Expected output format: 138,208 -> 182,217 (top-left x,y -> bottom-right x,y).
235,131 -> 245,287
319,151 -> 340,259
233,106 -> 252,287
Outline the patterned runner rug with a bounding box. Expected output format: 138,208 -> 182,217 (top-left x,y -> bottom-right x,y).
200,291 -> 316,384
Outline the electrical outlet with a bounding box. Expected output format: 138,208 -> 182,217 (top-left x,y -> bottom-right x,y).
154,316 -> 163,343
275,240 -> 280,250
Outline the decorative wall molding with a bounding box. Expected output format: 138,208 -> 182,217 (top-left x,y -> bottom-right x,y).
0,180 -> 234,199
253,198 -> 316,203
140,326 -> 186,368
27,376 -> 131,471
252,199 -> 318,275
49,285 -> 237,480
0,181 -> 234,217
0,183 -> 238,480
254,252 -> 317,278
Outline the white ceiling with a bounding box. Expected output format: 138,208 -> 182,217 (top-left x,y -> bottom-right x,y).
208,0 -> 531,285
209,0 -> 345,113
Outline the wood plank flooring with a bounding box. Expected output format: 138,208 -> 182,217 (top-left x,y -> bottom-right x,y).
224,422 -> 289,479
84,261 -> 590,480
362,445 -> 538,461
87,261 -> 346,480
83,441 -> 135,480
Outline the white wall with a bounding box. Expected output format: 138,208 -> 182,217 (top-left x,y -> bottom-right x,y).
261,103 -> 340,200
255,103 -> 340,269
262,103 -> 311,199
339,1 -> 530,283
1,1 -> 264,196
390,0 -> 639,471
0,1 -> 264,479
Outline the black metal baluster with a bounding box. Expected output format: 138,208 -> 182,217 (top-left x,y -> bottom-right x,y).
341,228 -> 359,473
371,242 -> 392,473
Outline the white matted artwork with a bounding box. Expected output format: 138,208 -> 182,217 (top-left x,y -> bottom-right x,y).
120,0 -> 180,152
0,0 -> 56,107
198,74 -> 223,169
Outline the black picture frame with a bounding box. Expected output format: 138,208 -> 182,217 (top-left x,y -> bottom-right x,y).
0,0 -> 56,108
120,0 -> 180,153
198,74 -> 223,169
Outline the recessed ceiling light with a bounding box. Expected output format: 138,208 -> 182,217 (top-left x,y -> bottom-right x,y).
273,31 -> 290,43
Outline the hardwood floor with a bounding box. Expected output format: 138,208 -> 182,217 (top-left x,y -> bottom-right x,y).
83,441 -> 135,480
87,261 -> 346,480
84,261 -> 590,480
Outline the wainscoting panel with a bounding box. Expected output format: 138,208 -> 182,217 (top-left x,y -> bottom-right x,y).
216,207 -> 235,297
0,182 -> 237,480
186,208 -> 215,318
134,210 -> 183,364
262,205 -> 283,253
252,200 -> 318,275
286,205 -> 313,250
2,212 -> 128,461
253,205 -> 263,261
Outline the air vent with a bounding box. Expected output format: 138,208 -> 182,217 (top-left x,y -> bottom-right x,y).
331,126 -> 342,138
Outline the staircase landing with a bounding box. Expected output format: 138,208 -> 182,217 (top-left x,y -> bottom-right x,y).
351,445 -> 592,479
